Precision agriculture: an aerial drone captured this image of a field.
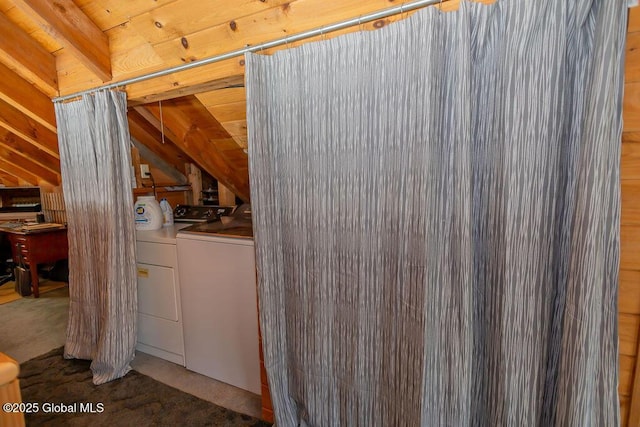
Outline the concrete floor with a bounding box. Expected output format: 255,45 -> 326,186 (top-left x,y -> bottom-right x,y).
0,285 -> 261,419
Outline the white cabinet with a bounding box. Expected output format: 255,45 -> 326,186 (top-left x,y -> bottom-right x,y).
135,228 -> 187,366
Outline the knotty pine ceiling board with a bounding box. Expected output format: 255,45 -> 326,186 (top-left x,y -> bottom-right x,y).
196,87 -> 246,107
0,171 -> 19,186
0,0 -> 63,52
0,62 -> 57,132
13,0 -> 112,81
0,99 -> 59,157
0,142 -> 59,185
0,128 -> 60,172
126,0 -> 294,45
0,157 -> 39,185
0,11 -> 58,93
74,0 -> 177,31
200,101 -> 247,123
57,0 -> 402,96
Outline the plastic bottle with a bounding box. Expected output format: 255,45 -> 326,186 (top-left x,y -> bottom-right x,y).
159,198 -> 174,227
134,196 -> 163,230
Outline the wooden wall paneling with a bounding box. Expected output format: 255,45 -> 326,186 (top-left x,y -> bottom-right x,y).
0,62 -> 56,132
0,10 -> 57,93
626,394 -> 633,427
623,180 -> 640,226
621,271 -> 640,315
625,83 -> 640,133
623,7 -> 640,426
631,6 -> 640,33
630,323 -> 640,427
628,31 -> 640,84
621,313 -> 640,358
623,141 -> 640,179
624,354 -> 637,398
0,99 -> 59,157
621,226 -> 640,271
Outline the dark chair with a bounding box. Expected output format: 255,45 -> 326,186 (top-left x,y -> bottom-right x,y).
0,234 -> 15,287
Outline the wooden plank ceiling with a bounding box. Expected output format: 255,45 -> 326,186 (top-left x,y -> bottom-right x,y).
0,0 -> 472,195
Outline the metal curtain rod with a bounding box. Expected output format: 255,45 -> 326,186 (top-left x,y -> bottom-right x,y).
53,0 -> 441,103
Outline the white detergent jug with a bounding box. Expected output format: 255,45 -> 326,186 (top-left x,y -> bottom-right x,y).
134,196 -> 163,230
159,198 -> 174,226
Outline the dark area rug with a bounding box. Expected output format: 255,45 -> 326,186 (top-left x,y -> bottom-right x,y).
19,347 -> 272,427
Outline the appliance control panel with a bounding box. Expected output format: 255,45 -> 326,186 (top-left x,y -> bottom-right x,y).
173,205 -> 235,222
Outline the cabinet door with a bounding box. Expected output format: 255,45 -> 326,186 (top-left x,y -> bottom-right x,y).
136,263 -> 179,321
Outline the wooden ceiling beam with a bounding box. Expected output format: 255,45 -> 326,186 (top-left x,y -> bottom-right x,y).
0,11 -> 58,93
0,99 -> 59,158
0,158 -> 39,186
127,108 -> 193,171
127,74 -> 245,106
0,171 -> 19,187
131,106 -> 182,146
0,62 -> 57,133
142,97 -> 250,201
13,0 -> 111,81
0,128 -> 60,173
0,143 -> 59,185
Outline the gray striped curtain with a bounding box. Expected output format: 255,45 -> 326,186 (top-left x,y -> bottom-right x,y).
54,90 -> 137,385
246,0 -> 627,425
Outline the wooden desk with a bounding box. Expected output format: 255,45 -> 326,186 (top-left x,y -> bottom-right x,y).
5,228 -> 68,298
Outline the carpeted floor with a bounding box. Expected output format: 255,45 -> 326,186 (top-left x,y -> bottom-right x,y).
0,280 -> 68,305
19,347 -> 273,427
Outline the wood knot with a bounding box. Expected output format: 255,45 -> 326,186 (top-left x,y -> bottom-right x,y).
53,2 -> 66,13
181,37 -> 189,49
154,21 -> 163,28
230,20 -> 237,31
239,59 -> 245,66
373,20 -> 386,29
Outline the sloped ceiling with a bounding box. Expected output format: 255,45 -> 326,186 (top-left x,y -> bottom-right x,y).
0,0 -> 470,195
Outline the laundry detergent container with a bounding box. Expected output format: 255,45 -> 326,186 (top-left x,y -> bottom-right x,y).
134,196 -> 163,230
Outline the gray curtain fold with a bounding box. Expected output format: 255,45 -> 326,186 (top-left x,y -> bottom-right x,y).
245,0 -> 626,425
54,90 -> 137,385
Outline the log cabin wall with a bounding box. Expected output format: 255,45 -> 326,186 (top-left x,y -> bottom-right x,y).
0,0 -> 636,422
623,7 -> 640,426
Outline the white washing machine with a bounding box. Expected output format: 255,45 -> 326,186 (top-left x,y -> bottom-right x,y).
176,205 -> 261,395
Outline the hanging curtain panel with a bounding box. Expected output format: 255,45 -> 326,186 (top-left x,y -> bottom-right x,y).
54,90 -> 137,385
246,0 -> 627,425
